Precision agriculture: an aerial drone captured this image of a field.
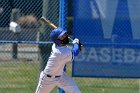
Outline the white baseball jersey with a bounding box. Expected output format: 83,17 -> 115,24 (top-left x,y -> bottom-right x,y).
44,44 -> 73,76
35,43 -> 80,93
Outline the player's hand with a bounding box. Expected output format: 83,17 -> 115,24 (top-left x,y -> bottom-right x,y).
72,38 -> 79,44
72,38 -> 83,51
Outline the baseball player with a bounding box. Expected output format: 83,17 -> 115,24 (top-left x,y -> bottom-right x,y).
35,27 -> 81,93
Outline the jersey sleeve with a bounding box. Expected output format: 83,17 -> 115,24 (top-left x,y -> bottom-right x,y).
71,43 -> 79,56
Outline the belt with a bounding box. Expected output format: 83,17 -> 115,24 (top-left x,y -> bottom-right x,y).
47,74 -> 61,78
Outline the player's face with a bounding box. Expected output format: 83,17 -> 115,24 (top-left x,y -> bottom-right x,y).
58,33 -> 69,45
58,33 -> 67,40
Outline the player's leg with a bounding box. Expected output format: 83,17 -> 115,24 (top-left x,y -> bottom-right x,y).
35,71 -> 56,93
58,72 -> 81,93
57,65 -> 66,93
35,84 -> 55,93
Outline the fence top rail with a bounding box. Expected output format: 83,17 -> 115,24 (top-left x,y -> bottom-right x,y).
0,41 -> 53,44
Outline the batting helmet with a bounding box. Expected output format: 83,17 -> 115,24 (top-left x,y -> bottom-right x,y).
50,27 -> 67,45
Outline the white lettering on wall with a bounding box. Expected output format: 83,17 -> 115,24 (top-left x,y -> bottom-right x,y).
75,47 -> 140,64
124,49 -> 135,63
99,48 -> 111,63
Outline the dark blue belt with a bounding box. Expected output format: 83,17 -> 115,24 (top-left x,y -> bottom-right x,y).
47,74 -> 61,78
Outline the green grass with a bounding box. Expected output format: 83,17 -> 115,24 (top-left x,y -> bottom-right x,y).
75,78 -> 139,93
0,61 -> 40,93
0,61 -> 139,93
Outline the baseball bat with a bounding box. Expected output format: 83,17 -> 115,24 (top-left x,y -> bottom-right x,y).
40,17 -> 73,40
40,17 -> 57,29
40,16 -> 83,50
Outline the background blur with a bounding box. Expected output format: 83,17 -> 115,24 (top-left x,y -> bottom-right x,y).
0,0 -> 140,93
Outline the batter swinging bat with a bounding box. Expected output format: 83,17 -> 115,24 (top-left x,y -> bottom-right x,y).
40,16 -> 83,50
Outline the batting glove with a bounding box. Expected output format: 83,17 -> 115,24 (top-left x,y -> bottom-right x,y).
72,38 -> 79,44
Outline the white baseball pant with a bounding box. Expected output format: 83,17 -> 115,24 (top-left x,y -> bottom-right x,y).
35,71 -> 81,93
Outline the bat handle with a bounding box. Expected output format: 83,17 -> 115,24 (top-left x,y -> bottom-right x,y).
68,37 -> 73,41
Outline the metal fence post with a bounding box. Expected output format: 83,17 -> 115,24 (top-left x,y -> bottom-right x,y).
40,0 -> 59,71
39,0 -> 51,71
58,0 -> 68,93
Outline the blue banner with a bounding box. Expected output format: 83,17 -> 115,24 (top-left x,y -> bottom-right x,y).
73,0 -> 140,78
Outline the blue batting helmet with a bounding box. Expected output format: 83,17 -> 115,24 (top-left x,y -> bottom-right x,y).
50,27 -> 67,45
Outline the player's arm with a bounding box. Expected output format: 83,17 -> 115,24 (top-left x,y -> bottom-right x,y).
71,38 -> 80,56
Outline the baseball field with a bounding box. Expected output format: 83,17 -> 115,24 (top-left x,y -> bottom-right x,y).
0,61 -> 139,93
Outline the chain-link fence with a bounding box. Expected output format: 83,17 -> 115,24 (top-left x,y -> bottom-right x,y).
0,0 -> 140,93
